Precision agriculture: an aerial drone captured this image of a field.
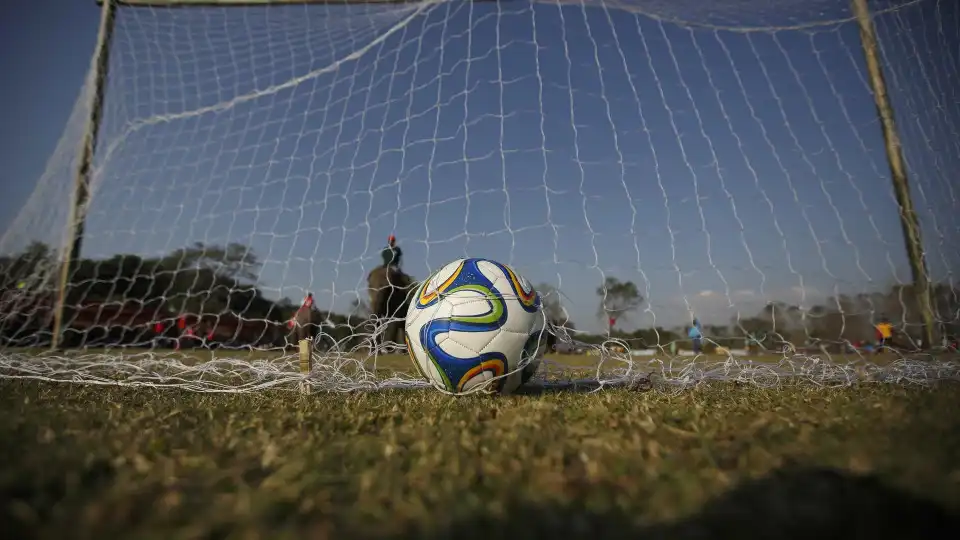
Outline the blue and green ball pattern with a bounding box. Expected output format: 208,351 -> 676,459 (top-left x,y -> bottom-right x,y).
409,258 -> 541,393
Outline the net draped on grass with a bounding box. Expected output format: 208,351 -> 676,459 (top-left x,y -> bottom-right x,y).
1,348 -> 959,394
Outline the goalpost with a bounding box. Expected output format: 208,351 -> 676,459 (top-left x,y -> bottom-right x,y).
1,0 -> 958,391
849,0 -> 935,350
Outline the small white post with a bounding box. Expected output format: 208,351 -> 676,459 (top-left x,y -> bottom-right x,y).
298,338 -> 312,395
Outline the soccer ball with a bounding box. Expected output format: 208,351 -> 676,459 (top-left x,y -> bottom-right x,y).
404,258 -> 546,395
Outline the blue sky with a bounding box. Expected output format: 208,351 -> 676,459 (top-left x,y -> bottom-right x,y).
1,0 -> 958,333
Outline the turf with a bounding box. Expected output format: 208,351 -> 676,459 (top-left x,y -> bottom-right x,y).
2,378 -> 960,539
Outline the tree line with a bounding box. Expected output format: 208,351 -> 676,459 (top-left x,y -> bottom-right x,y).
581,276 -> 960,352
0,241 -> 360,348
1,242 -> 958,351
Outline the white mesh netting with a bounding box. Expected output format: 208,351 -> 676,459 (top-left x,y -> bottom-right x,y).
1,0 -> 959,394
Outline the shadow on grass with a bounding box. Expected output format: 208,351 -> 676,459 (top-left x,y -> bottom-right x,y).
6,466 -> 957,540
515,378 -> 643,395
413,466 -> 959,540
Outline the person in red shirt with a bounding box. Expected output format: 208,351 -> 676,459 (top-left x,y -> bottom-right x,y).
289,293 -> 318,347
175,316 -> 206,350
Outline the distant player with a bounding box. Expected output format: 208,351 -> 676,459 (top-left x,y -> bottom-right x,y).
289,293 -> 319,347
875,316 -> 893,353
381,234 -> 403,271
689,318 -> 703,354
290,293 -> 315,327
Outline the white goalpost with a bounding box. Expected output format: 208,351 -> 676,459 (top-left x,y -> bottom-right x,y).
0,0 -> 958,393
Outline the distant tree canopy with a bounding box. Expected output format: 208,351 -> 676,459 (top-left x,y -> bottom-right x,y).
0,241 -> 54,291
64,242 -> 289,321
733,285 -> 960,346
596,276 -> 643,331
0,241 -> 291,323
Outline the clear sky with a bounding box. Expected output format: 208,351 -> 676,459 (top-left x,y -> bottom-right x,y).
1,0 -> 958,333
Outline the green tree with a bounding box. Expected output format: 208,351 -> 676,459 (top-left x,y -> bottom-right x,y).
0,241 -> 55,291
152,242 -> 263,315
705,324 -> 730,338
596,277 -> 643,333
160,242 -> 260,282
798,283 -> 959,347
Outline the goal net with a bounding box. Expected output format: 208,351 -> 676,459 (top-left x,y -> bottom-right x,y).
1,0 -> 958,393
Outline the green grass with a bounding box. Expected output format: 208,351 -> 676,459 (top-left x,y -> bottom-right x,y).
2,378 -> 960,539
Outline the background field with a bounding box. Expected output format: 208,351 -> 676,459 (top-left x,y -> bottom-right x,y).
5,346 -> 928,371
4,347 -> 943,392
3,351 -> 960,538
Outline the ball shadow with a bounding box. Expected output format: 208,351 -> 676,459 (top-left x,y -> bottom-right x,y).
514,378 -> 644,395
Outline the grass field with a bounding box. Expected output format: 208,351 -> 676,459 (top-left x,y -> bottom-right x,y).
2,350 -> 960,539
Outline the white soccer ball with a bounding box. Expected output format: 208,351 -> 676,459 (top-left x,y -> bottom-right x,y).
404,258 -> 546,395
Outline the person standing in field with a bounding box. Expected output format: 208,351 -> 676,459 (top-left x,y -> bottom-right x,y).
381,234 -> 403,271
288,292 -> 322,350
875,316 -> 893,353
292,293 -> 314,329
688,318 -> 703,354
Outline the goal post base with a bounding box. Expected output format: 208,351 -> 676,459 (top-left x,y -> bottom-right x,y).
298,338 -> 313,395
